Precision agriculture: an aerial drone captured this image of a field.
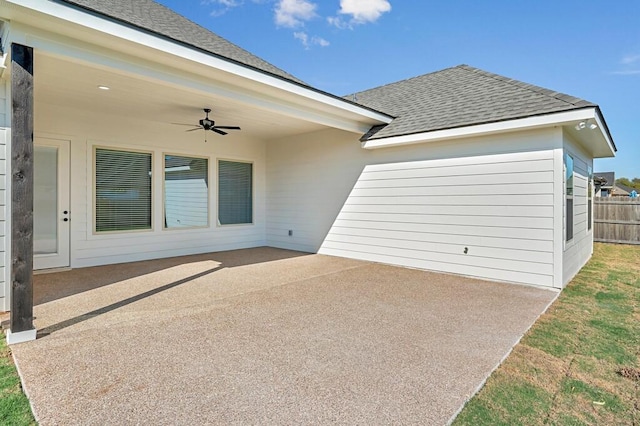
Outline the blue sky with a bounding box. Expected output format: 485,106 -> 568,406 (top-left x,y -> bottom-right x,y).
157,0 -> 639,179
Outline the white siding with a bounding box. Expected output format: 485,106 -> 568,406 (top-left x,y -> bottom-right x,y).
562,130 -> 593,285
267,127 -> 561,287
0,79 -> 7,127
36,103 -> 267,269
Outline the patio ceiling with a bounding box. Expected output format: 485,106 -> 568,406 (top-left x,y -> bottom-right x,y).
34,52 -> 335,142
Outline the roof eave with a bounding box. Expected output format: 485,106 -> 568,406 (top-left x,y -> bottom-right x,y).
361,107 -> 616,158
6,0 -> 393,125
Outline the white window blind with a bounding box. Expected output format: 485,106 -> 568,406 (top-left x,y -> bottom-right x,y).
95,148 -> 152,232
218,160 -> 252,225
164,155 -> 209,228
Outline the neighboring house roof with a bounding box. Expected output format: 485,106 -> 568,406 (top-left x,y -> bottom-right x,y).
594,172 -> 615,188
350,65 -> 598,141
614,183 -> 636,195
56,0 -> 305,84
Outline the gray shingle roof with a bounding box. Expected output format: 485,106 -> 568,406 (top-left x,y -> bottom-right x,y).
594,172 -> 615,187
349,65 -> 598,141
57,0 -> 305,84
614,183 -> 636,195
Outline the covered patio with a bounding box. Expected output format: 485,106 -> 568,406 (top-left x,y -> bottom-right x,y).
11,247 -> 557,424
2,0 -> 389,339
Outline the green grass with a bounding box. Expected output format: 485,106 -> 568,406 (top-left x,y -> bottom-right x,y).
0,332 -> 37,425
455,243 -> 640,425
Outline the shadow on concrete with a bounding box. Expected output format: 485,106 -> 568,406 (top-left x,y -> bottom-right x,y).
36,266 -> 223,338
34,248 -> 311,338
34,247 -> 310,306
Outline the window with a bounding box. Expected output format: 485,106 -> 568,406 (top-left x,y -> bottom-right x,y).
164,155 -> 209,229
95,148 -> 152,232
565,153 -> 574,241
218,160 -> 252,225
588,166 -> 593,231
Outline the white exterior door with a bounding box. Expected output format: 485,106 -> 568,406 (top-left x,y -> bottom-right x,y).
34,138 -> 71,270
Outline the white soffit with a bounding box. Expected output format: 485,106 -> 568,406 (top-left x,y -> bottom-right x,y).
4,0 -> 392,127
34,53 -> 334,141
362,108 -> 616,159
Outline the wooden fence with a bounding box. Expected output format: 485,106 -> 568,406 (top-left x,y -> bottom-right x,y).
594,198 -> 640,245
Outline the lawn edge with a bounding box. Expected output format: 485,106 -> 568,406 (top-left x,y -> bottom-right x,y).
446,288 -> 561,425
3,331 -> 39,424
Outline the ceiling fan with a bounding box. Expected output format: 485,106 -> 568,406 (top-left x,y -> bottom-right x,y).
173,108 -> 241,140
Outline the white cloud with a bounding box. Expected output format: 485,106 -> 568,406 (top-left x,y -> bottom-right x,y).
621,54 -> 640,65
335,0 -> 391,25
294,31 -> 309,46
275,0 -> 318,28
611,53 -> 640,75
205,0 -> 329,49
610,70 -> 640,75
327,16 -> 349,29
313,36 -> 330,47
293,31 -> 329,49
203,0 -> 244,16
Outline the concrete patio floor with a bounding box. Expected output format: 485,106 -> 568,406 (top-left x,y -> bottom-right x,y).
11,247 -> 558,425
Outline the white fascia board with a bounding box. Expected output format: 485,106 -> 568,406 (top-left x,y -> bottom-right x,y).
362,108 -> 609,152
6,0 -> 392,125
592,111 -> 616,156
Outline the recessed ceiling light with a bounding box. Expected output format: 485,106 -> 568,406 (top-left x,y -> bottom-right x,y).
97,85 -> 110,90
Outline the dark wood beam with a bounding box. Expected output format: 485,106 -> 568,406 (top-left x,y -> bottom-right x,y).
10,43 -> 35,337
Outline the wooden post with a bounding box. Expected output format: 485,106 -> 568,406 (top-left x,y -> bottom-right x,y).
8,43 -> 36,344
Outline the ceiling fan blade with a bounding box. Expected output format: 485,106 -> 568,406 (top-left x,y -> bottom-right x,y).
172,122 -> 199,127
185,127 -> 202,132
214,126 -> 241,130
211,128 -> 228,135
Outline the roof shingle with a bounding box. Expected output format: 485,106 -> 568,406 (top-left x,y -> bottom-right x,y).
349,65 -> 597,141
57,0 -> 305,84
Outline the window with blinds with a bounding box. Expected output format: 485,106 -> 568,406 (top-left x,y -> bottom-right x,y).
95,148 -> 152,232
164,155 -> 209,228
218,160 -> 253,225
565,153 -> 574,242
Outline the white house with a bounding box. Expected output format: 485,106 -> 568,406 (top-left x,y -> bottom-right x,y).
0,0 -> 616,343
